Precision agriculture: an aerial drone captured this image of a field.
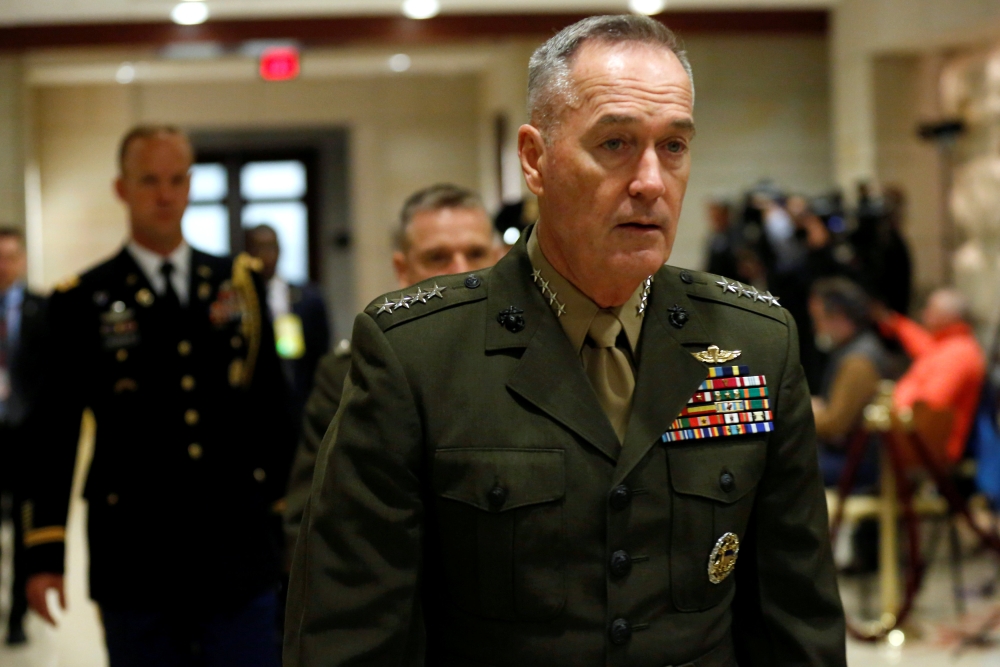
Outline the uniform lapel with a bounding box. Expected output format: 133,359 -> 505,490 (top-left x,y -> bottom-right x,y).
486,236 -> 620,464
612,267 -> 713,486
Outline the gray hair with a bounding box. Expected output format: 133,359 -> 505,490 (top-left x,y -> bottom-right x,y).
395,183 -> 488,251
527,14 -> 694,135
811,277 -> 872,330
928,288 -> 971,323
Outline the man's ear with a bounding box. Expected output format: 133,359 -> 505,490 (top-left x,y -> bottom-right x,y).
518,124 -> 546,197
113,176 -> 127,203
392,251 -> 409,289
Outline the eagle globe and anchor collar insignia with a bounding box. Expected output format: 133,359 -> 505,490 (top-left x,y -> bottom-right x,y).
708,532 -> 740,584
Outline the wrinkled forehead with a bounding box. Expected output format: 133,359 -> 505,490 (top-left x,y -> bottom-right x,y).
568,40 -> 691,100
407,206 -> 494,248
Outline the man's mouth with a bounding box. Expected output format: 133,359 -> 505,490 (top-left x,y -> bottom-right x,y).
618,221 -> 661,231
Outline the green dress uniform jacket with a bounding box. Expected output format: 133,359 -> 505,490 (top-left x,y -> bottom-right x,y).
283,340 -> 352,546
285,232 -> 846,666
22,247 -> 297,610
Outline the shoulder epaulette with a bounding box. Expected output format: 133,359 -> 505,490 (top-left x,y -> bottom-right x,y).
365,269 -> 490,332
53,275 -> 80,293
661,266 -> 787,325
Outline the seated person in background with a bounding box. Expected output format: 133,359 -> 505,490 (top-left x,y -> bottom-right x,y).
874,288 -> 986,465
282,183 -> 500,547
809,277 -> 891,487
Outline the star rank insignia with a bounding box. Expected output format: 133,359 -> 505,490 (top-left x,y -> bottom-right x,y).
714,278 -> 781,308
374,283 -> 448,316
393,294 -> 413,311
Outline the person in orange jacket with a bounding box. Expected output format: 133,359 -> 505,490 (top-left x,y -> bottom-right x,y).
875,288 -> 986,464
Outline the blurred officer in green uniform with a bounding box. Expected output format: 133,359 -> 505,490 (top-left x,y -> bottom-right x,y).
282,183 -> 499,546
286,15 -> 845,667
23,125 -> 295,666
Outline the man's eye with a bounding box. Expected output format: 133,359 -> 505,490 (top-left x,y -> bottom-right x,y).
603,139 -> 625,151
665,140 -> 687,154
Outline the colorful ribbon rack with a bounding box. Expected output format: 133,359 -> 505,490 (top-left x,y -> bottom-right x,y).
662,366 -> 775,443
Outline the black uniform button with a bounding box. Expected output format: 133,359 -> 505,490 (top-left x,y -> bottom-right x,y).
609,484 -> 632,511
609,618 -> 632,645
609,550 -> 632,577
679,270 -> 694,284
720,471 -> 735,493
487,485 -> 508,510
464,275 -> 482,289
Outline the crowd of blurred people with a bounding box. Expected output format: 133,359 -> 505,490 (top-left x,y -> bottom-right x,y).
704,181 -> 915,393
707,180 -> 987,512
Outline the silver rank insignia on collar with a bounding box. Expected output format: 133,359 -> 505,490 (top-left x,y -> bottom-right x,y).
531,269 -> 566,318
635,276 -> 653,317
714,277 -> 781,308
693,345 -> 741,364
375,283 -> 447,316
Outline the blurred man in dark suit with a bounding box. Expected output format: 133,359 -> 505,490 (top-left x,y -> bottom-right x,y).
0,227 -> 46,645
245,224 -> 330,433
22,125 -> 295,666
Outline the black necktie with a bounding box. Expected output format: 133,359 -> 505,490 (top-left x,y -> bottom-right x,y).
160,261 -> 181,312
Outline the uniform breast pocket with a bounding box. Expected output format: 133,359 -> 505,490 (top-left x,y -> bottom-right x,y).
667,439 -> 767,612
433,448 -> 566,622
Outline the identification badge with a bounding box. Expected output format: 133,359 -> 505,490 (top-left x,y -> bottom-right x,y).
0,367 -> 10,402
274,313 -> 306,360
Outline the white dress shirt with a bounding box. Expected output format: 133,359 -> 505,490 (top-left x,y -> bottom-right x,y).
127,240 -> 192,306
267,277 -> 292,320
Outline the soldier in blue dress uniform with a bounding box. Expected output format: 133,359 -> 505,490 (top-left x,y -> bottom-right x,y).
22,125 -> 295,666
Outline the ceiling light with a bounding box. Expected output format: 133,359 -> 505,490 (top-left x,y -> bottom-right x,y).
115,62 -> 136,84
629,0 -> 665,15
171,2 -> 209,26
402,0 -> 439,20
503,227 -> 521,246
388,53 -> 411,72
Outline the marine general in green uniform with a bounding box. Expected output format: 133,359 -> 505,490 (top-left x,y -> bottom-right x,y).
285,15 -> 846,667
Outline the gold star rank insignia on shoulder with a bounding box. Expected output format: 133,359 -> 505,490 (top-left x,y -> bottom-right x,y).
662,362 -> 773,443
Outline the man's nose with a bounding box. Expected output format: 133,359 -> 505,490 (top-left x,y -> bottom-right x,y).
449,254 -> 470,275
628,147 -> 667,201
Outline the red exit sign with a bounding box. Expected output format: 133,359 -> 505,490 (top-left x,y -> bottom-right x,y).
260,47 -> 300,82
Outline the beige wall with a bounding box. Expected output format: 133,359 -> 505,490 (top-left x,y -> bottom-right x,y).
873,55 -> 947,299
26,32 -> 832,313
675,34 -> 831,271
0,56 -> 25,230
833,0 -> 1000,296
31,72 -> 481,316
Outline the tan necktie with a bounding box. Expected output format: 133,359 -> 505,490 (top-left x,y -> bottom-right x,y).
582,310 -> 636,443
